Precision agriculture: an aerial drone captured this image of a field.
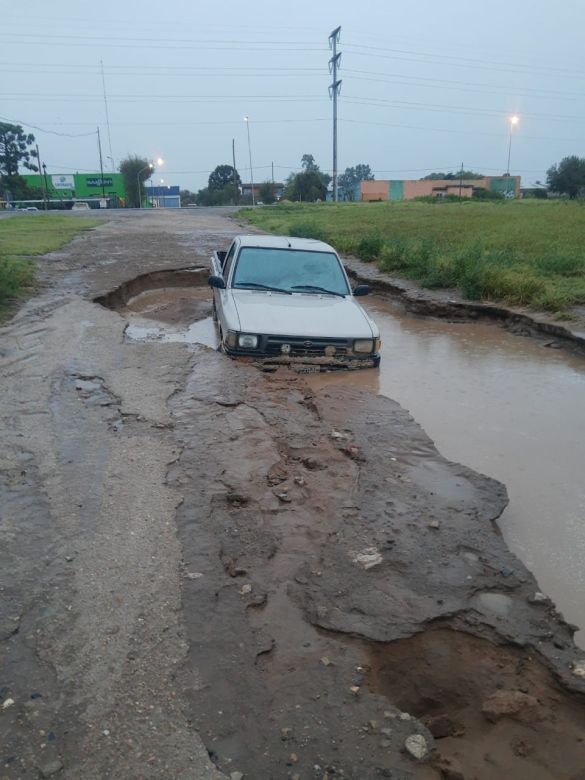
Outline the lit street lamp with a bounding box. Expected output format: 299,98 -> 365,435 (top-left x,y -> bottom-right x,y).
506,115 -> 519,176
243,116 -> 255,206
137,162 -> 154,208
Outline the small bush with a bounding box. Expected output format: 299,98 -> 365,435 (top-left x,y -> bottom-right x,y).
288,221 -> 330,243
473,188 -> 505,200
379,240 -> 411,271
533,253 -> 585,276
357,233 -> 384,261
0,256 -> 34,306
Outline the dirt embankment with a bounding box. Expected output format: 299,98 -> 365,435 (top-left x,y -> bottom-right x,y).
1,210 -> 584,780
342,256 -> 585,355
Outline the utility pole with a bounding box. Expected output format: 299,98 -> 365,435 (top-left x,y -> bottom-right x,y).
232,138 -> 239,205
100,60 -> 115,171
97,127 -> 106,198
328,26 -> 342,202
36,143 -> 48,211
459,162 -> 463,202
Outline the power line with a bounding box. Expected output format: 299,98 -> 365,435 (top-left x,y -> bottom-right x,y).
0,114 -> 97,137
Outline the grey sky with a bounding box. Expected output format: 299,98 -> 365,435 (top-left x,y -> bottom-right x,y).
3,0 -> 584,191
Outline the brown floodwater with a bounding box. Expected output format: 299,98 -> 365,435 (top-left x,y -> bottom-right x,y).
125,289 -> 585,644
311,297 -> 585,645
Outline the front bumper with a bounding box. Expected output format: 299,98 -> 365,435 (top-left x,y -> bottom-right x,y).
223,345 -> 380,371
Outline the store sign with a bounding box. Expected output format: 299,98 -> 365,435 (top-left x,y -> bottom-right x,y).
52,174 -> 75,189
86,176 -> 113,187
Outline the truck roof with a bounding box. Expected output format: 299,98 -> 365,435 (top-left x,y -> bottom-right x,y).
235,235 -> 335,253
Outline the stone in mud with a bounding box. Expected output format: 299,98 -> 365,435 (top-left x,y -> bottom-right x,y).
230,772 -> 244,780
404,733 -> 429,760
353,547 -> 383,569
39,759 -> 64,777
481,690 -> 543,723
571,659 -> 585,678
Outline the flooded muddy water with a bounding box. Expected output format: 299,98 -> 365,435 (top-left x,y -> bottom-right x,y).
312,297 -> 585,644
124,286 -> 585,644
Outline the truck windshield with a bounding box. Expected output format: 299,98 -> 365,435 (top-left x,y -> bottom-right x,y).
232,247 -> 350,296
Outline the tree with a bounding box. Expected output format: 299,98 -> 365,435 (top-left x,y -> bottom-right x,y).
301,154 -> 319,173
208,165 -> 240,192
284,170 -> 328,202
0,122 -> 38,179
258,181 -> 276,205
180,189 -> 197,207
422,169 -> 483,181
337,164 -> 374,200
119,155 -> 152,208
546,156 -> 585,199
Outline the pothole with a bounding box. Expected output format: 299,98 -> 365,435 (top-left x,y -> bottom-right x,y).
366,628 -> 585,779
94,267 -> 218,347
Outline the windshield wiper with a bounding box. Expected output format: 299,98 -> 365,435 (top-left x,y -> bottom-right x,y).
291,285 -> 346,298
235,281 -> 292,295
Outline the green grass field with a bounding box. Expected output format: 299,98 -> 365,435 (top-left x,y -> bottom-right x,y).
240,200 -> 585,313
0,214 -> 102,314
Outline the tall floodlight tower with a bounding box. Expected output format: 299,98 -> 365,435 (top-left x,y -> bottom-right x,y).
328,26 -> 342,202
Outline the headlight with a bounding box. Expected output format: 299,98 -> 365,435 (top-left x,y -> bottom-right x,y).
353,338 -> 374,353
237,333 -> 259,349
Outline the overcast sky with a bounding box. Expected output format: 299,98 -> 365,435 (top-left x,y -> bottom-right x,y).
3,0 -> 584,191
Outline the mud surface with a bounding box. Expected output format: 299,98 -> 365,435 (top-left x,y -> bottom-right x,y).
1,209 -> 584,779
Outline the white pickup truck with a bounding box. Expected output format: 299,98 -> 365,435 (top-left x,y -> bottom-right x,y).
208,235 -> 381,370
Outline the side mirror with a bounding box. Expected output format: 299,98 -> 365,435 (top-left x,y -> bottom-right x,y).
353,284 -> 370,297
208,275 -> 226,289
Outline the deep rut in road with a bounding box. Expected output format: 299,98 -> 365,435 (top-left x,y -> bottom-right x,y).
165,348 -> 585,780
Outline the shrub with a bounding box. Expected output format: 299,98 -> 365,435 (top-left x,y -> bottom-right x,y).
288,221 -> 330,242
357,233 -> 384,261
379,240 -> 410,271
0,256 -> 34,306
533,253 -> 585,276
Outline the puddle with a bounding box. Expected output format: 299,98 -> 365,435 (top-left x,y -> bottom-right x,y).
125,316 -> 217,347
308,295 -> 585,645
100,272 -> 585,645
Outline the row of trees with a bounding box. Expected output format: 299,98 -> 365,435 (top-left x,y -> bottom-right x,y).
3,122 -> 585,204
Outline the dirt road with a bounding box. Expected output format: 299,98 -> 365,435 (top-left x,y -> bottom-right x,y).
1,210 -> 584,780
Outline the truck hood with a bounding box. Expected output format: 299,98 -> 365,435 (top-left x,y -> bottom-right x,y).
230,290 -> 376,339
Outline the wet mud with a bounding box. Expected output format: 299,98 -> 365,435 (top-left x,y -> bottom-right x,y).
169,349 -> 585,780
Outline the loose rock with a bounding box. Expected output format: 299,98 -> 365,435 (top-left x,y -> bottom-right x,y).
481,690 -> 543,723
404,734 -> 429,760
353,547 -> 383,570
39,759 -> 64,777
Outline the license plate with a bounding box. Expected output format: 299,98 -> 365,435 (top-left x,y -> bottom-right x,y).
292,364 -> 321,374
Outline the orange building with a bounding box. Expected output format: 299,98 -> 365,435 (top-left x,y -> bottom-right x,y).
360,176 -> 521,201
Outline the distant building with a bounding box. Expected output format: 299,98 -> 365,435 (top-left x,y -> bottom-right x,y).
241,182 -> 285,201
358,175 -> 521,201
145,185 -> 181,209
20,172 -> 125,208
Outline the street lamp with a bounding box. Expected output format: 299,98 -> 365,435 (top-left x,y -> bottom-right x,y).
243,116 -> 255,206
506,115 -> 519,176
136,162 -> 154,208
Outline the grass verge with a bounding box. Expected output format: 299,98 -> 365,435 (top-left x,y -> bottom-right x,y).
0,214 -> 102,316
238,200 -> 585,313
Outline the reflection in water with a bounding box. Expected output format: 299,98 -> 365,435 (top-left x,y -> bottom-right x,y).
311,297 -> 585,644
127,289 -> 585,644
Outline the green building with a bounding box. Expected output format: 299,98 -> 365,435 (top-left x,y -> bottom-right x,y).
21,171 -> 126,206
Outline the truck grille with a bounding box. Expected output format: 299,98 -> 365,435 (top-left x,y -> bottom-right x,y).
264,335 -> 350,357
